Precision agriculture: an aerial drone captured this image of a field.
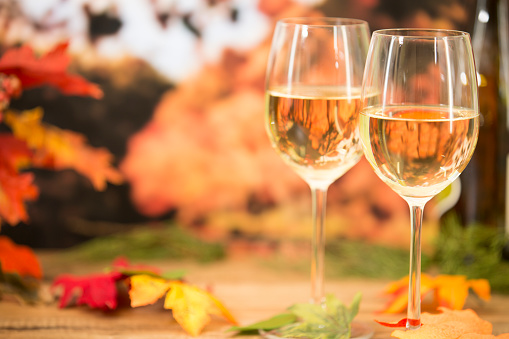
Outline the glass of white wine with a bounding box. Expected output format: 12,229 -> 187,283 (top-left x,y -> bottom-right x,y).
359,29 -> 480,329
265,17 -> 371,337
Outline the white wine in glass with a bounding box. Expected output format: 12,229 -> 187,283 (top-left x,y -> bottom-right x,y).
265,17 -> 372,338
360,29 -> 480,329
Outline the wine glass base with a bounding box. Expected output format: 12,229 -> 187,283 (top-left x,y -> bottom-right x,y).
259,320 -> 374,339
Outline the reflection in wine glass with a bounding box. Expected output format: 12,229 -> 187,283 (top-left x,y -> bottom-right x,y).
360,29 -> 480,329
265,17 -> 372,338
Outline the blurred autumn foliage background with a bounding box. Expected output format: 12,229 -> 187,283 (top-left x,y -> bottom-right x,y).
0,0 -> 476,256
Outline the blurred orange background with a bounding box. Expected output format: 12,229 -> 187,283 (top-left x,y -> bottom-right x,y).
0,0 -> 476,253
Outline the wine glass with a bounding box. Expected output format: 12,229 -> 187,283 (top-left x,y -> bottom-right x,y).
265,17 -> 371,336
359,29 -> 480,329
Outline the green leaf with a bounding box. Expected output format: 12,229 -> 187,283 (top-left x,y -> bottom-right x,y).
117,268 -> 186,281
289,302 -> 330,325
161,269 -> 187,280
348,292 -> 362,322
278,293 -> 362,339
228,313 -> 297,333
280,320 -> 350,339
0,263 -> 40,304
226,294 -> 362,338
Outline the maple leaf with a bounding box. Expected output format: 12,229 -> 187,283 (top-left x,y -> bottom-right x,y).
0,236 -> 42,279
385,308 -> 496,339
129,275 -> 237,336
4,108 -> 123,191
52,271 -> 124,310
129,274 -> 171,307
379,274 -> 491,314
164,281 -> 238,336
51,257 -> 167,311
0,42 -> 103,98
0,134 -> 38,225
0,74 -> 22,117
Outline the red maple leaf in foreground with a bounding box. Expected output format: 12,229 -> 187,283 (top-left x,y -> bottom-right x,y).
52,271 -> 124,310
51,257 -> 161,311
0,42 -> 103,99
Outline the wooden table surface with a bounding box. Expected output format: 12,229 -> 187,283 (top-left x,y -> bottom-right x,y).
0,252 -> 508,338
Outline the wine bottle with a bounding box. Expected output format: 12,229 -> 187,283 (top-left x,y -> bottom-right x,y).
448,0 -> 509,241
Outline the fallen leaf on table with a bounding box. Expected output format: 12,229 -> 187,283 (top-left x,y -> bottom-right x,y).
376,307 -> 509,339
230,293 -> 362,339
129,275 -> 237,336
165,281 -> 238,336
375,318 -> 408,328
279,293 -> 361,339
388,308 -> 493,339
129,274 -> 171,307
380,274 -> 491,314
0,42 -> 103,98
52,271 -> 124,310
228,313 -> 298,334
458,335 -> 509,339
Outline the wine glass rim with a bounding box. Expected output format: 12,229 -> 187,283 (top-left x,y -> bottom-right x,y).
373,28 -> 470,39
277,17 -> 368,28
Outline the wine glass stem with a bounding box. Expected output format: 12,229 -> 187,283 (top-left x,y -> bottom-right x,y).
405,198 -> 428,330
310,185 -> 329,305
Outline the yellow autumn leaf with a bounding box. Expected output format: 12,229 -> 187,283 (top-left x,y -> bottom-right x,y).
129,274 -> 172,307
381,274 -> 491,313
164,281 -> 237,336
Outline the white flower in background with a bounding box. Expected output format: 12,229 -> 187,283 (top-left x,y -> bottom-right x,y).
200,1 -> 270,63
3,0 -> 284,83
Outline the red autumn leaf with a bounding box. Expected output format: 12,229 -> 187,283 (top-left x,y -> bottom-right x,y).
0,74 -> 22,118
375,318 -> 408,328
0,134 -> 38,225
0,42 -> 103,99
111,256 -> 162,275
51,257 -> 161,311
0,235 -> 42,279
52,271 -> 124,310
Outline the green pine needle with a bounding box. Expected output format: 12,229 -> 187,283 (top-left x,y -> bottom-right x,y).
434,214 -> 509,294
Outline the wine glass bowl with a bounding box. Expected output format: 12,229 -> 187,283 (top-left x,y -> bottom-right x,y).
266,17 -> 370,190
359,29 -> 480,329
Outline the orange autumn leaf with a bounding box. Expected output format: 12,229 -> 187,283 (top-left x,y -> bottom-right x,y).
459,334 -> 509,339
0,42 -> 103,99
4,108 -> 123,191
381,274 -> 435,314
380,274 -> 491,314
0,134 -> 38,225
0,235 -> 42,279
433,275 -> 491,310
390,308 -> 493,339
